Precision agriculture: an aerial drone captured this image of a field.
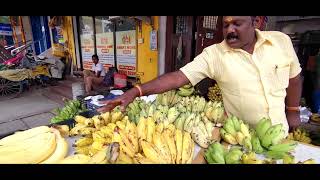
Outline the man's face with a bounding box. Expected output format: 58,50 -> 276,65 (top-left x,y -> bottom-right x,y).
92,57 -> 98,64
222,16 -> 256,49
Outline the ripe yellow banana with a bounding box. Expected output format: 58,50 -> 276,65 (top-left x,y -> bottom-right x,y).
163,129 -> 177,163
153,131 -> 172,163
141,140 -> 166,163
118,129 -> 136,157
181,132 -> 193,164
146,117 -> 155,143
41,129 -> 68,164
101,112 -> 110,124
116,150 -> 134,164
88,147 -> 108,164
75,137 -> 94,147
0,132 -> 56,164
75,145 -> 90,155
137,117 -> 147,142
133,153 -> 155,164
0,126 -> 50,145
175,129 -> 183,164
52,125 -> 69,137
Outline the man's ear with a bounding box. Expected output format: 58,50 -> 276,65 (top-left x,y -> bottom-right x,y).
253,16 -> 261,28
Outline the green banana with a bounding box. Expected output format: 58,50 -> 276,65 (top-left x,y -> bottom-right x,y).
268,141 -> 297,152
225,149 -> 243,164
240,123 -> 251,138
223,119 -> 237,136
167,107 -> 180,124
261,124 -> 283,148
177,87 -> 194,97
256,118 -> 272,140
243,137 -> 252,152
271,130 -> 286,146
265,150 -> 288,159
251,134 -> 264,154
231,116 -> 241,131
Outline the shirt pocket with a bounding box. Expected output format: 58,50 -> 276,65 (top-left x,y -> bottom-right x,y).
269,64 -> 290,97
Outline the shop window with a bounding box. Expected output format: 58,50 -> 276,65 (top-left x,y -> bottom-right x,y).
175,16 -> 187,34
203,16 -> 218,30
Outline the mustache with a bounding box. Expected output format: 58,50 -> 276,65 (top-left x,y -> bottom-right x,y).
226,33 -> 239,40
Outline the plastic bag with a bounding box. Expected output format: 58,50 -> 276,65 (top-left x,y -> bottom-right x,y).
300,106 -> 312,123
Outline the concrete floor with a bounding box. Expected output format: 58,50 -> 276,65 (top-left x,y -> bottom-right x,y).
0,88 -> 62,137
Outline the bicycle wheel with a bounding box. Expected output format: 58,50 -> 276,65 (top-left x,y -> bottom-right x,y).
0,78 -> 23,97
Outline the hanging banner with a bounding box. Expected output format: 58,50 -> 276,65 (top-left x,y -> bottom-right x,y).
0,23 -> 12,36
116,30 -> 136,77
96,32 -> 115,69
81,34 -> 95,70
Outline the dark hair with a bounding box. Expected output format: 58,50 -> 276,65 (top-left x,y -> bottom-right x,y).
92,54 -> 99,60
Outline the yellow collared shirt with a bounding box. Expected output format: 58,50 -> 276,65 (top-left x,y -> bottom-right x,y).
180,29 -> 301,133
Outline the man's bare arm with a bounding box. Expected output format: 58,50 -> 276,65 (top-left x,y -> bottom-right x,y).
140,70 -> 190,96
98,70 -> 190,112
286,73 -> 302,130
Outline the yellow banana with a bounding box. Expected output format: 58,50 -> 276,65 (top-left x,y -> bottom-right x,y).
175,129 -> 183,164
0,126 -> 50,145
146,117 -> 155,143
153,131 -> 172,163
181,132 -> 193,164
41,129 -> 68,164
75,137 -> 94,147
88,147 -> 108,164
101,112 -> 110,124
133,153 -> 155,164
163,129 -> 177,163
137,117 -> 147,142
116,150 -> 134,164
141,140 -> 166,163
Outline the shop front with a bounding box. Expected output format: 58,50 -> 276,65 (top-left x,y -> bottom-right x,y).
77,16 -> 137,78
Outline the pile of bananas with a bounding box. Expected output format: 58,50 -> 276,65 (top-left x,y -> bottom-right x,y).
204,142 -> 275,164
287,128 -> 312,144
0,126 -> 69,164
64,108 -> 195,164
208,84 -> 223,102
177,84 -> 195,97
125,93 -> 225,148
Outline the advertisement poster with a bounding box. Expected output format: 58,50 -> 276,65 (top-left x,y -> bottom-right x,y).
116,30 -> 136,77
80,34 -> 95,70
96,32 -> 115,69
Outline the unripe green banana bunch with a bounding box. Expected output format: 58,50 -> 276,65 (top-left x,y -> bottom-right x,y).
255,118 -> 298,159
220,116 -> 252,152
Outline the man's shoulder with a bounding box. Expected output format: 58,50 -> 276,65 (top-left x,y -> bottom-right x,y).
261,30 -> 290,43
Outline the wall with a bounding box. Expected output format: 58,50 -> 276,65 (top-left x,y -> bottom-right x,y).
158,16 -> 166,76
136,16 -> 159,84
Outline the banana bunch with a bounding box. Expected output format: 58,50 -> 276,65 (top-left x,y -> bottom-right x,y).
0,126 -> 68,164
242,151 -> 276,164
287,128 -> 312,144
177,84 -> 195,97
155,90 -> 181,107
208,83 -> 223,102
255,118 -> 298,159
205,142 -> 244,164
70,109 -> 123,137
310,113 -> 320,122
136,118 -> 195,164
204,100 -> 225,123
220,116 -> 252,151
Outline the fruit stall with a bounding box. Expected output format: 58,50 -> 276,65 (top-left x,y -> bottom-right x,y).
0,84 -> 320,164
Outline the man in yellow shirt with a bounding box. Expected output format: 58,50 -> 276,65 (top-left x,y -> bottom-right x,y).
98,16 -> 302,133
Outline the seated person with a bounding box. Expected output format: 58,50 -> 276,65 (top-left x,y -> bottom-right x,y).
83,54 -> 106,95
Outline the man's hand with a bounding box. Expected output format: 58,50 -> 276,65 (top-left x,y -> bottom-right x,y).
97,88 -> 139,113
286,111 -> 301,132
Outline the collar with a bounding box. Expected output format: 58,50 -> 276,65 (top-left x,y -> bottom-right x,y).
220,29 -> 273,53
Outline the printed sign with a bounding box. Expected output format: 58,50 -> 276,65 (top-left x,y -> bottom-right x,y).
116,30 -> 136,77
96,32 -> 115,69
